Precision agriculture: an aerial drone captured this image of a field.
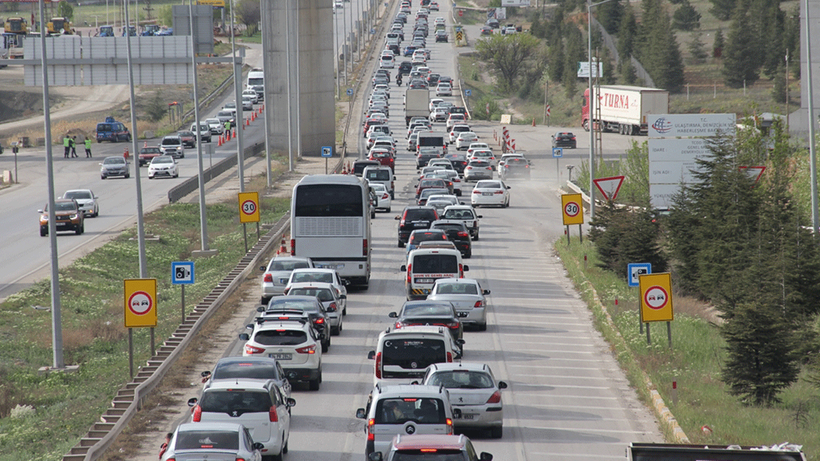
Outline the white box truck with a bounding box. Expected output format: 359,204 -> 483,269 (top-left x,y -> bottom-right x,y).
405,88 -> 430,126
246,68 -> 265,101
582,85 -> 669,135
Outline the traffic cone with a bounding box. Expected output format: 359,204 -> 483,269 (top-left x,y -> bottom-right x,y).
532,117 -> 536,127
218,135 -> 222,146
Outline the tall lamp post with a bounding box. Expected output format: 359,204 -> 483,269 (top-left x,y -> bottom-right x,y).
587,0 -> 616,220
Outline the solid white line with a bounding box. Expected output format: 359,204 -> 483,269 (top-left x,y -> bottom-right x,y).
507,363 -> 602,369
510,374 -> 612,381
522,425 -> 650,435
529,451 -> 625,459
526,402 -> 638,411
513,393 -> 619,400
512,382 -> 611,390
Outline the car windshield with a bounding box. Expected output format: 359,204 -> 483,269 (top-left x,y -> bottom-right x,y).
427,371 -> 494,389
64,191 -> 92,199
199,389 -> 272,415
434,283 -> 478,295
162,138 -> 180,145
152,157 -> 173,164
175,430 -> 239,450
53,202 -> 77,212
253,329 -> 307,346
374,397 -> 446,424
103,157 -> 124,165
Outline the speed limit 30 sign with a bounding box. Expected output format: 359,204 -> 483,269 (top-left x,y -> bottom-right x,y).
124,279 -> 157,327
238,191 -> 260,223
639,272 -> 674,322
561,193 -> 584,225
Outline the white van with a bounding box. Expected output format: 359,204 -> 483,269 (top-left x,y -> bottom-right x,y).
246,68 -> 265,100
367,326 -> 462,387
401,248 -> 468,300
363,165 -> 395,199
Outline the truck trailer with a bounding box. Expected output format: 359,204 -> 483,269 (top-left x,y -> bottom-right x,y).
404,88 -> 430,126
582,85 -> 669,135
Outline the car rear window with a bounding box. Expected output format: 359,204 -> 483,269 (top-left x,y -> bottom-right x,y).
405,209 -> 437,221
393,451 -> 466,461
267,299 -> 316,311
253,330 -> 307,346
409,231 -> 446,245
427,370 -> 493,389
269,260 -> 310,271
366,170 -> 391,181
382,338 -> 446,373
374,397 -> 446,424
291,272 -> 333,284
412,254 -> 458,273
442,209 -> 474,220
475,181 -> 501,189
403,303 -> 452,316
199,389 -> 273,414
289,287 -> 334,302
175,430 -> 239,450
434,283 -> 478,295
212,362 -> 278,380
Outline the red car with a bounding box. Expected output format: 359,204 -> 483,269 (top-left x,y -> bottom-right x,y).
369,148 -> 395,171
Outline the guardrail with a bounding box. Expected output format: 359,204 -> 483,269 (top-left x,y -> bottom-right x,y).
62,214 -> 291,461
167,140 -> 265,203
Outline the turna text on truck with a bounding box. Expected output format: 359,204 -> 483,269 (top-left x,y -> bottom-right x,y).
582,85 -> 669,135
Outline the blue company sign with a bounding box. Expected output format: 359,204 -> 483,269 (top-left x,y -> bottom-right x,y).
172,261 -> 195,285
465,89 -> 471,96
552,147 -> 563,158
346,88 -> 354,96
321,146 -> 333,158
627,263 -> 652,287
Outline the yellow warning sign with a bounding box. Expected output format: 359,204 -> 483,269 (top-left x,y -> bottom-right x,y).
639,272 -> 674,322
238,191 -> 260,224
198,0 -> 225,7
561,193 -> 584,225
124,279 -> 157,328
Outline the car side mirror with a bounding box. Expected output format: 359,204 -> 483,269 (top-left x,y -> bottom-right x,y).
395,215 -> 401,220
388,312 -> 398,318
463,265 -> 469,271
356,408 -> 367,419
506,186 -> 511,189
457,339 -> 465,345
187,398 -> 198,407
287,398 -> 296,407
256,306 -> 265,312
498,381 -> 508,389
367,350 -> 376,359
239,333 -> 250,340
483,289 -> 491,295
476,215 -> 483,219
480,453 -> 493,461
246,323 -> 255,330
400,265 -> 407,271
260,265 -> 266,271
253,442 -> 265,450
200,370 -> 211,378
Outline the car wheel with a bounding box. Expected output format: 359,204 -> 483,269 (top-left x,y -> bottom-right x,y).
477,322 -> 487,331
490,426 -> 503,439
125,173 -> 130,178
173,172 -> 179,178
474,232 -> 479,241
148,175 -> 154,179
101,175 -> 106,180
283,438 -> 288,454
40,227 -> 47,237
398,240 -> 405,248
322,339 -> 329,353
309,372 -> 321,391
76,224 -> 83,235
261,296 -> 271,305
464,250 -> 471,258
343,306 -> 347,316
332,326 -> 340,336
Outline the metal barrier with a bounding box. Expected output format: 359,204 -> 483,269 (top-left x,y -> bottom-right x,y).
167,140 -> 265,203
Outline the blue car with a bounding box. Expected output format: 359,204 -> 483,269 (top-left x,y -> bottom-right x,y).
403,46 -> 417,57
157,27 -> 173,36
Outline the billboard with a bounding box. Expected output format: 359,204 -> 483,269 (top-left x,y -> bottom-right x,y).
648,113 -> 736,138
577,61 -> 603,78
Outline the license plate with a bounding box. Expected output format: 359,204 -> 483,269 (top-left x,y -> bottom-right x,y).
317,263 -> 344,269
414,222 -> 429,227
462,414 -> 475,420
269,353 -> 292,360
482,192 -> 493,196
415,278 -> 434,284
457,312 -> 469,317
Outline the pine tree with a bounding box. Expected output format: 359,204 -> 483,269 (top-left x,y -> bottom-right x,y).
710,0 -> 737,20
722,2 -> 760,88
548,42 -> 566,82
597,0 -> 623,34
688,32 -> 708,64
761,1 -> 785,79
617,5 -> 637,64
771,63 -> 787,103
672,0 -> 701,31
713,28 -> 725,58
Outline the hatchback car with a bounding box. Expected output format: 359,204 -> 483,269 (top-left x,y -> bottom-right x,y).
422,362 -> 507,437
159,135 -> 185,158
440,205 -> 481,240
147,155 -> 179,179
463,159 -> 494,182
160,422 -> 263,461
499,156 -> 531,179
427,278 -> 489,329
285,283 -> 344,335
430,221 -> 472,258
38,199 -> 84,236
406,229 -> 449,254
371,434 -> 492,461
436,82 -> 452,97
259,256 -> 315,303
396,206 -> 439,247
471,180 -> 511,208
370,182 -> 392,212
468,149 -> 497,167
552,131 -> 577,148
258,299 -> 332,353
389,300 -> 463,340
455,132 -> 479,151
446,114 -> 467,131
285,268 -> 347,314
448,125 -> 471,143
100,155 -> 130,179
435,29 -> 448,42
61,189 -> 99,217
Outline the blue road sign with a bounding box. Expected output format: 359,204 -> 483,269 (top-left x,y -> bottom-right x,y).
465,89 -> 471,96
346,88 -> 354,96
172,261 -> 195,285
552,147 -> 563,158
628,263 -> 652,287
322,146 -> 333,158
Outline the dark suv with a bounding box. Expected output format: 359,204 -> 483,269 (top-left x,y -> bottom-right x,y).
398,61 -> 413,75
430,220 -> 472,258
396,206 -> 439,247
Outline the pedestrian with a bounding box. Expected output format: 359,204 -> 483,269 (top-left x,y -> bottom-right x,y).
224,120 -> 231,134
84,137 -> 92,158
158,432 -> 172,459
70,136 -> 78,157
63,135 -> 70,158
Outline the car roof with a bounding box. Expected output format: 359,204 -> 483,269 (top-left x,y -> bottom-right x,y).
202,379 -> 274,390
177,422 -> 245,433
374,384 -> 447,397
287,282 -> 335,290
392,434 -> 468,450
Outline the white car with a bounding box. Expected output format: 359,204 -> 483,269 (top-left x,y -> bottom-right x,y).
448,125 -> 471,143
259,255 -> 315,303
380,54 -> 395,68
241,96 -> 254,111
242,89 -> 259,104
427,278 -> 490,330
470,179 -> 511,208
468,149 -> 497,167
148,155 -> 179,179
286,268 -> 347,314
455,132 -> 479,151
285,282 -> 344,335
205,117 -> 224,135
370,182 -> 392,212
446,115 -> 468,131
429,98 -> 444,112
436,82 -> 452,97
430,107 -> 448,122
61,189 -> 99,217
466,143 -> 490,156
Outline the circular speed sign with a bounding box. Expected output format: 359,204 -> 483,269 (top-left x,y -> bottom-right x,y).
241,200 -> 257,216
128,291 -> 153,315
643,286 -> 669,310
564,201 -> 580,217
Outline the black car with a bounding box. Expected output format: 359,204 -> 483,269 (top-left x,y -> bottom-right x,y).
444,152 -> 468,174
439,75 -> 453,86
552,131 -> 577,148
486,18 -> 499,29
373,75 -> 390,87
417,149 -> 442,169
259,296 -> 332,352
409,79 -> 428,89
406,229 -> 449,252
500,156 -> 531,179
201,356 -> 293,400
389,300 -> 463,340
398,61 -> 413,75
427,73 -> 440,85
396,206 -> 439,246
480,26 -> 493,35
435,29 -> 447,42
448,106 -> 468,117
430,220 -> 472,258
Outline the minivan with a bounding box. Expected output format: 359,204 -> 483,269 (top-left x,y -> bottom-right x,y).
363,165 -> 396,199
401,248 -> 468,300
366,326 -> 461,386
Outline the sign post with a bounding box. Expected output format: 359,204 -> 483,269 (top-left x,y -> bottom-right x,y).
322,146 -> 333,174
638,272 -> 673,347
238,191 -> 260,252
561,193 -> 584,244
172,261 -> 195,323
628,263 -> 652,334
124,278 -> 157,378
552,147 -> 563,181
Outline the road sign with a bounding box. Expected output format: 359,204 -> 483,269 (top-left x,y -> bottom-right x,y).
456,31 -> 463,41
561,193 -> 584,225
593,175 -> 625,201
238,191 -> 260,223
739,166 -> 766,182
124,279 -> 157,327
458,9 -> 463,16
639,273 -> 673,322
172,261 -> 195,285
322,146 -> 333,158
346,88 -> 353,96
546,104 -> 551,115
485,102 -> 490,115
627,263 -> 652,288
465,89 -> 471,97
552,147 -> 563,158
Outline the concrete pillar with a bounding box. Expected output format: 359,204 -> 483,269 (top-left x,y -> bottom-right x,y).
263,0 -> 335,157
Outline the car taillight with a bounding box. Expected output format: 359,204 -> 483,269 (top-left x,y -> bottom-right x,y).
367,418 -> 376,441
406,264 -> 412,284
382,193 -> 389,199
290,239 -> 295,256
327,302 -> 337,312
457,231 -> 469,238
283,288 -> 290,294
472,189 -> 481,194
192,405 -> 202,422
446,352 -> 453,362
486,167 -> 492,171
395,321 -> 404,329
486,390 -> 502,404
465,166 -> 472,170
263,273 -> 273,282
494,190 -> 504,194
446,418 -> 453,433
245,344 -> 265,355
474,299 -> 485,307
363,239 -> 369,256
459,263 -> 464,278
270,406 -> 279,422
375,352 -> 382,379
314,318 -> 325,325
447,321 -> 459,329
296,344 -> 316,354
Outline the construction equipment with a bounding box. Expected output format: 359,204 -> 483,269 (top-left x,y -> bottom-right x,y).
4,17 -> 27,35
47,17 -> 72,35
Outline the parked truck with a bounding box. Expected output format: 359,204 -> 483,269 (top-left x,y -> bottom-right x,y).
582,85 -> 669,135
404,88 -> 430,126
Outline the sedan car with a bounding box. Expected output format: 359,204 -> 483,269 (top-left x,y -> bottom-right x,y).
285,283 -> 344,335
455,132 -> 479,151
147,155 -> 179,179
499,156 -> 531,179
285,268 -> 347,314
436,82 -> 452,97
480,26 -> 493,35
100,155 -> 130,179
435,29 -> 448,42
440,205 -> 481,240
259,255 -> 314,303
61,189 -> 99,217
388,300 -> 463,340
38,199 -> 84,236
470,179 -> 511,208
160,422 -> 263,461
427,278 -> 489,328
430,220 -> 472,258
177,130 -> 196,148
138,146 -> 162,166
463,159 -> 494,182
552,131 -> 577,148
370,182 -> 392,212
422,362 -> 507,437
201,356 -> 292,399
405,229 -> 449,254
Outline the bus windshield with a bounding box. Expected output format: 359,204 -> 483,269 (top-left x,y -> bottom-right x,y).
294,184 -> 363,217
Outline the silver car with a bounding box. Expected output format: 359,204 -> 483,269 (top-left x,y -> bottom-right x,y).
61,189 -> 99,217
161,422 -> 262,461
427,278 -> 490,330
422,362 -> 507,438
259,256 -> 314,304
285,282 -> 344,335
463,159 -> 494,182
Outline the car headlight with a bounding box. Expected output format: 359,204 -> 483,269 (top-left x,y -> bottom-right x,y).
70,214 -> 78,219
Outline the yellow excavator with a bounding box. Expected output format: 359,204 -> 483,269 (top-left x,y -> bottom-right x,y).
47,17 -> 72,35
4,17 -> 28,34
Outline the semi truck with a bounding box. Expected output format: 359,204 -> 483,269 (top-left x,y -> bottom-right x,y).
582,85 -> 669,135
404,88 -> 430,126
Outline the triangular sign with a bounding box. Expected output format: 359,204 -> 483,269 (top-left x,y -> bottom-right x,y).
593,176 -> 625,201
739,166 -> 766,183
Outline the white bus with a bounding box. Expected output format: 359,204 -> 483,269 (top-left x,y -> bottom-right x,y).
290,175 -> 371,288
